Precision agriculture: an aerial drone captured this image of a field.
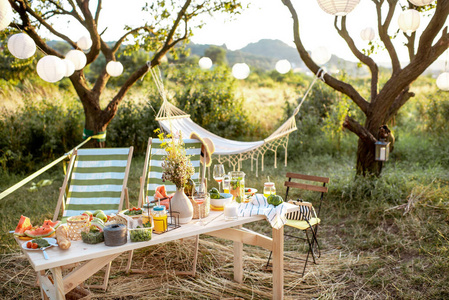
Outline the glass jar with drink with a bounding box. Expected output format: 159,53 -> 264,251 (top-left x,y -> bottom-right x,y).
263,182 -> 276,198
229,171 -> 245,203
223,174 -> 230,194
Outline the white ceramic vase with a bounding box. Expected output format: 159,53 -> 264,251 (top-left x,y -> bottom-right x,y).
170,188 -> 193,224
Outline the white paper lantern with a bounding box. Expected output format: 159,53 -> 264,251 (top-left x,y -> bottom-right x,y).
62,59 -> 75,77
398,9 -> 420,34
316,0 -> 360,16
65,50 -> 86,70
275,59 -> 291,74
77,35 -> 92,51
7,33 -> 36,59
106,61 -> 123,77
199,57 -> 212,70
311,46 -> 331,65
436,72 -> 449,91
36,56 -> 65,83
232,63 -> 250,80
409,0 -> 434,6
0,0 -> 13,31
360,27 -> 376,41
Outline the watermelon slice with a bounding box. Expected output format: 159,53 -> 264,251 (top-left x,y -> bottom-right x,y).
155,185 -> 168,199
14,215 -> 33,237
42,220 -> 61,230
24,226 -> 56,238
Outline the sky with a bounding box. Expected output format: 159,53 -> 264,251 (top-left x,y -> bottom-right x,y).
51,0 -> 443,64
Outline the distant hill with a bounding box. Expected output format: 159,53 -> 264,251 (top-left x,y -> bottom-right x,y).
187,39 -> 369,77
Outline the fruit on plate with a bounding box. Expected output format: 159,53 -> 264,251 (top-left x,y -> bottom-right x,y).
155,185 -> 168,199
93,210 -> 103,217
24,226 -> 56,238
90,218 -> 105,232
14,215 -> 33,237
55,226 -> 71,250
95,211 -> 108,222
42,220 -> 61,230
81,211 -> 94,221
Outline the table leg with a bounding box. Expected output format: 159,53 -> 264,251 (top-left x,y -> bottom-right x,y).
272,226 -> 284,300
233,225 -> 243,283
50,267 -> 65,300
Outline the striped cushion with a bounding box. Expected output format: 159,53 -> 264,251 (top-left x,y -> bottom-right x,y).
63,148 -> 131,218
145,139 -> 202,203
286,199 -> 313,221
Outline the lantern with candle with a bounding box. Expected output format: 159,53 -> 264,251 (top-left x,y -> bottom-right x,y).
375,140 -> 390,161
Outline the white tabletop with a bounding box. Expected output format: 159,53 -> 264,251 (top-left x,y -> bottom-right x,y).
17,203 -> 298,272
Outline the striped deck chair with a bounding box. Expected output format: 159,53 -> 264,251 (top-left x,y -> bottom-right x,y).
52,147 -> 133,290
126,137 -> 203,275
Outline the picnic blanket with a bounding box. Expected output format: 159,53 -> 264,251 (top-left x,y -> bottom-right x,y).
238,194 -> 288,229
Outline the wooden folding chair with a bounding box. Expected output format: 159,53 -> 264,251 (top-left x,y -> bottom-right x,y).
52,147 -> 133,291
126,137 -> 204,276
266,172 -> 329,276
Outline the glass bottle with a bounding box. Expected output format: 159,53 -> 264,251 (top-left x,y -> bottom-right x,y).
223,174 -> 231,194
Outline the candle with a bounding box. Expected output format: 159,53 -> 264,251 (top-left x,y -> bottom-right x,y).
380,147 -> 386,161
224,202 -> 238,220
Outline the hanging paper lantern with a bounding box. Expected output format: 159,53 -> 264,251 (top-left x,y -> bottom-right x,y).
275,59 -> 291,74
436,72 -> 449,91
0,0 -> 13,31
360,27 -> 376,41
316,0 -> 360,16
311,46 -> 331,65
36,56 -> 65,83
198,57 -> 212,70
106,61 -> 123,77
77,35 -> 92,50
232,63 -> 250,80
398,9 -> 420,35
62,59 -> 75,77
408,0 -> 434,6
7,33 -> 36,59
65,50 -> 86,70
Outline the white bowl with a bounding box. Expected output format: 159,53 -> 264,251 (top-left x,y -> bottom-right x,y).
210,193 -> 233,207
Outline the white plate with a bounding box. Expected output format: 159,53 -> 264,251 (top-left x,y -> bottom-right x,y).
22,238 -> 58,251
245,188 -> 257,195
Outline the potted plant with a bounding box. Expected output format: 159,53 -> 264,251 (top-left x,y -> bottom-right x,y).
157,130 -> 195,224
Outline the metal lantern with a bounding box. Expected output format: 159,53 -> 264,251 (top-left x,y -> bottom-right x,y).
0,0 -> 13,31
409,0 -> 434,6
106,61 -> 123,77
65,50 -> 86,70
77,35 -> 92,51
436,72 -> 449,91
360,27 -> 375,41
311,46 -> 331,65
232,63 -> 250,80
375,139 -> 390,161
275,59 -> 291,74
7,33 -> 36,59
398,9 -> 420,35
316,0 -> 360,16
62,59 -> 75,77
36,56 -> 65,83
198,57 -> 212,70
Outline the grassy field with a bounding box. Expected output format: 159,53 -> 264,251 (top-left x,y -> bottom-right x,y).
1,147 -> 448,299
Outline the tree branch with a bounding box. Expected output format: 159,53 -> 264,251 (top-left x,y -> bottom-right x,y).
95,0 -> 102,25
281,0 -> 370,115
343,116 -> 377,145
385,87 -> 414,121
375,0 -> 401,73
335,17 -> 379,101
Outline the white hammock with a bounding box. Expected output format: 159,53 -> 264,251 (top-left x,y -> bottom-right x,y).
151,67 -> 325,175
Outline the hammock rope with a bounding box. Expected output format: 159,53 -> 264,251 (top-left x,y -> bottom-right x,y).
151,66 -> 325,176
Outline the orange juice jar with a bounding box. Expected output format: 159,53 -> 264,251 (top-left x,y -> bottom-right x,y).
151,205 -> 167,233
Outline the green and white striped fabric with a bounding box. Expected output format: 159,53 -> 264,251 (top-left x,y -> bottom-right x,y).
145,139 -> 202,203
63,148 -> 132,219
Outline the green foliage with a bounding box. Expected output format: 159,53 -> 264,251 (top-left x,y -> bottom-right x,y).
204,45 -> 228,65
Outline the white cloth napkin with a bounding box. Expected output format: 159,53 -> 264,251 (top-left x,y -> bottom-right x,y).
237,194 -> 287,229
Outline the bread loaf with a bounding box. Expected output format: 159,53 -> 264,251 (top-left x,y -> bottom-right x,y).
56,226 -> 71,250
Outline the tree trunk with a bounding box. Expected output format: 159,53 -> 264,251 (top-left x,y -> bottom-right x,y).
82,95 -> 110,148
356,138 -> 382,177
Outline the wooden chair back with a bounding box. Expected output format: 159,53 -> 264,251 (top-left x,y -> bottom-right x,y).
284,172 -> 329,217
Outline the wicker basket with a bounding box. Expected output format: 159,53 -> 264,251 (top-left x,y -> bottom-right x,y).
189,193 -> 210,219
66,215 -> 90,241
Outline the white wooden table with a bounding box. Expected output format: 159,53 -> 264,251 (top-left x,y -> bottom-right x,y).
16,203 -> 298,300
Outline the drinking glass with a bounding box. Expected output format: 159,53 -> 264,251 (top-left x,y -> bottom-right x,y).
194,182 -> 206,226
213,164 -> 225,192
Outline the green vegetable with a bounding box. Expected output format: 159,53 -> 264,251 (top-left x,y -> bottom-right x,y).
267,194 -> 283,206
32,237 -> 50,248
130,225 -> 152,242
209,188 -> 219,194
81,228 -> 104,244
